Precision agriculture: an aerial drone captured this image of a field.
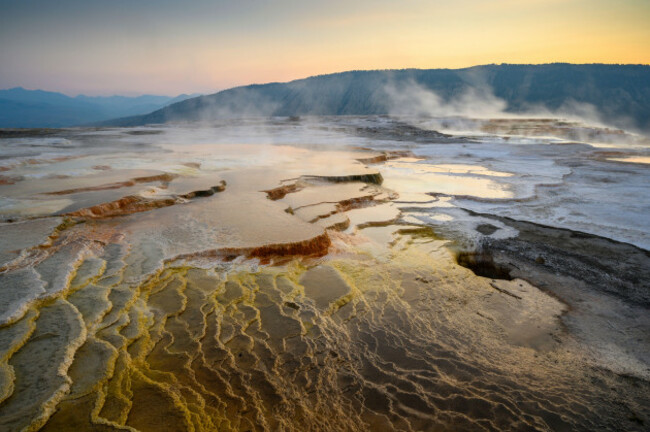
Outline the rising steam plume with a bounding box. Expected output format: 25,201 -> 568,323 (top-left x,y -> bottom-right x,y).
101,64 -> 650,134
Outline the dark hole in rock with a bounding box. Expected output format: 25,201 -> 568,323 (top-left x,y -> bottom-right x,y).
476,223 -> 499,235
456,252 -> 513,280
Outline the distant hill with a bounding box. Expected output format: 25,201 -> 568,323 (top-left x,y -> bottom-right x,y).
102,64 -> 650,132
0,88 -> 200,128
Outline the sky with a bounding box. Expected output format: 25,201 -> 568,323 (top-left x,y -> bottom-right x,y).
1,0 -> 649,96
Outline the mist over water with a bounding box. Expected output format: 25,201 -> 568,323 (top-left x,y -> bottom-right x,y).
0,115 -> 648,431
2,0 -> 649,428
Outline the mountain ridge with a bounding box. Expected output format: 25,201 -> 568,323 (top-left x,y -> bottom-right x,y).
100,64 -> 650,132
0,88 -> 201,128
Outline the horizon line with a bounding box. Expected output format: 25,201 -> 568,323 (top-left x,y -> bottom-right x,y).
3,62 -> 649,98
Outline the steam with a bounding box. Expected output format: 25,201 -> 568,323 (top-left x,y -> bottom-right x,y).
383,80 -> 507,119
155,71 -> 646,140
381,79 -> 646,139
188,89 -> 280,124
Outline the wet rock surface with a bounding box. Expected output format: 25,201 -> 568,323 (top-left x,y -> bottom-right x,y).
463,214 -> 650,308
0,117 -> 648,431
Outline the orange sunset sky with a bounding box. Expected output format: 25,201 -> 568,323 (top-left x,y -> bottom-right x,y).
1,0 -> 649,95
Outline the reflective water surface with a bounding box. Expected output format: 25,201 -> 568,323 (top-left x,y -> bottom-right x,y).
0,117 -> 648,431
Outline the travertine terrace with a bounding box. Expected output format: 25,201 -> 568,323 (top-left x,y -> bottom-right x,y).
0,117 -> 648,431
